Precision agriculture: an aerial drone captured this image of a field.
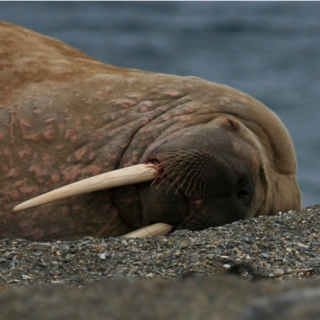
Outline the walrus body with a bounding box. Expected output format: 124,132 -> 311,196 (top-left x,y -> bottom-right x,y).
0,21 -> 301,241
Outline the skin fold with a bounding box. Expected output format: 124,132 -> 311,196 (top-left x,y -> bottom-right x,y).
0,21 -> 301,241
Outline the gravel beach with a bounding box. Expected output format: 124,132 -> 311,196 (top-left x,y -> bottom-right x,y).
1,205 -> 320,320
1,205 -> 320,287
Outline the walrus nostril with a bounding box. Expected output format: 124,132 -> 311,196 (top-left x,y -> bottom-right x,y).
236,178 -> 252,206
237,189 -> 249,200
237,189 -> 246,195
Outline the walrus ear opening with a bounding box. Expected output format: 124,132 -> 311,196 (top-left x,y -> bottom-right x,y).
13,164 -> 158,212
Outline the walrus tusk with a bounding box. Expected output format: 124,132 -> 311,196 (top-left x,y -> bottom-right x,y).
13,164 -> 158,212
123,223 -> 173,238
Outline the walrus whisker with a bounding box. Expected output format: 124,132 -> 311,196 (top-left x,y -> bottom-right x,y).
185,166 -> 202,197
169,177 -> 183,196
151,169 -> 170,189
174,169 -> 193,195
152,170 -> 178,195
150,149 -> 208,197
150,156 -> 181,190
153,149 -> 224,198
180,164 -> 197,191
175,163 -> 200,196
164,163 -> 188,190
198,176 -> 206,197
13,163 -> 158,212
152,175 -> 172,194
122,222 -> 173,238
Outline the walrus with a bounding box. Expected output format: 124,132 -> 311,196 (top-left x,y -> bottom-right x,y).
0,21 -> 301,241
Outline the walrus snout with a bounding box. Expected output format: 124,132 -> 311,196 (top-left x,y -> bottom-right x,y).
134,116 -> 266,231
145,149 -> 256,231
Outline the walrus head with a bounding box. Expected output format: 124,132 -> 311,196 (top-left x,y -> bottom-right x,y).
133,115 -> 268,231
14,114 -> 277,235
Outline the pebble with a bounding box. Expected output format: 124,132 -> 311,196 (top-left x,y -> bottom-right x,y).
0,205 -> 320,288
275,268 -> 285,275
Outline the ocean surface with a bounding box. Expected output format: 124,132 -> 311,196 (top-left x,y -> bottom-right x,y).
1,2 -> 319,207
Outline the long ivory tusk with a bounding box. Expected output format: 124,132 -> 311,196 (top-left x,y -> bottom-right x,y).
13,163 -> 158,212
123,223 -> 173,238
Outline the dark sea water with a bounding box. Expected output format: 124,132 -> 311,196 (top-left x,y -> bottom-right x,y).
1,2 -> 319,207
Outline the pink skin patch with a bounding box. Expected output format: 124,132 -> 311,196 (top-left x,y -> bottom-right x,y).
139,126 -> 153,133
41,152 -> 51,163
162,90 -> 183,97
64,128 -> 80,143
32,108 -> 43,114
142,100 -> 153,107
141,118 -> 150,126
75,147 -> 88,162
113,99 -> 137,109
19,119 -> 31,132
29,165 -> 47,178
219,97 -> 232,104
83,115 -> 93,122
43,125 -> 55,141
13,180 -> 28,188
19,186 -> 36,194
43,118 -> 56,124
23,133 -> 41,142
107,128 -> 121,137
93,95 -> 105,101
4,168 -> 18,179
9,189 -> 20,201
18,148 -> 32,162
178,115 -> 193,122
140,106 -> 149,113
60,166 -> 83,183
161,115 -> 171,121
3,148 -> 11,156
83,166 -> 103,176
125,93 -> 144,99
51,173 -> 61,183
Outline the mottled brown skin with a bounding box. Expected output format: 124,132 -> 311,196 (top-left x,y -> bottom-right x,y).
0,21 -> 301,241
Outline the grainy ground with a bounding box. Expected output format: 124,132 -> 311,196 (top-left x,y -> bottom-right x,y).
0,205 -> 320,319
1,206 -> 320,287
